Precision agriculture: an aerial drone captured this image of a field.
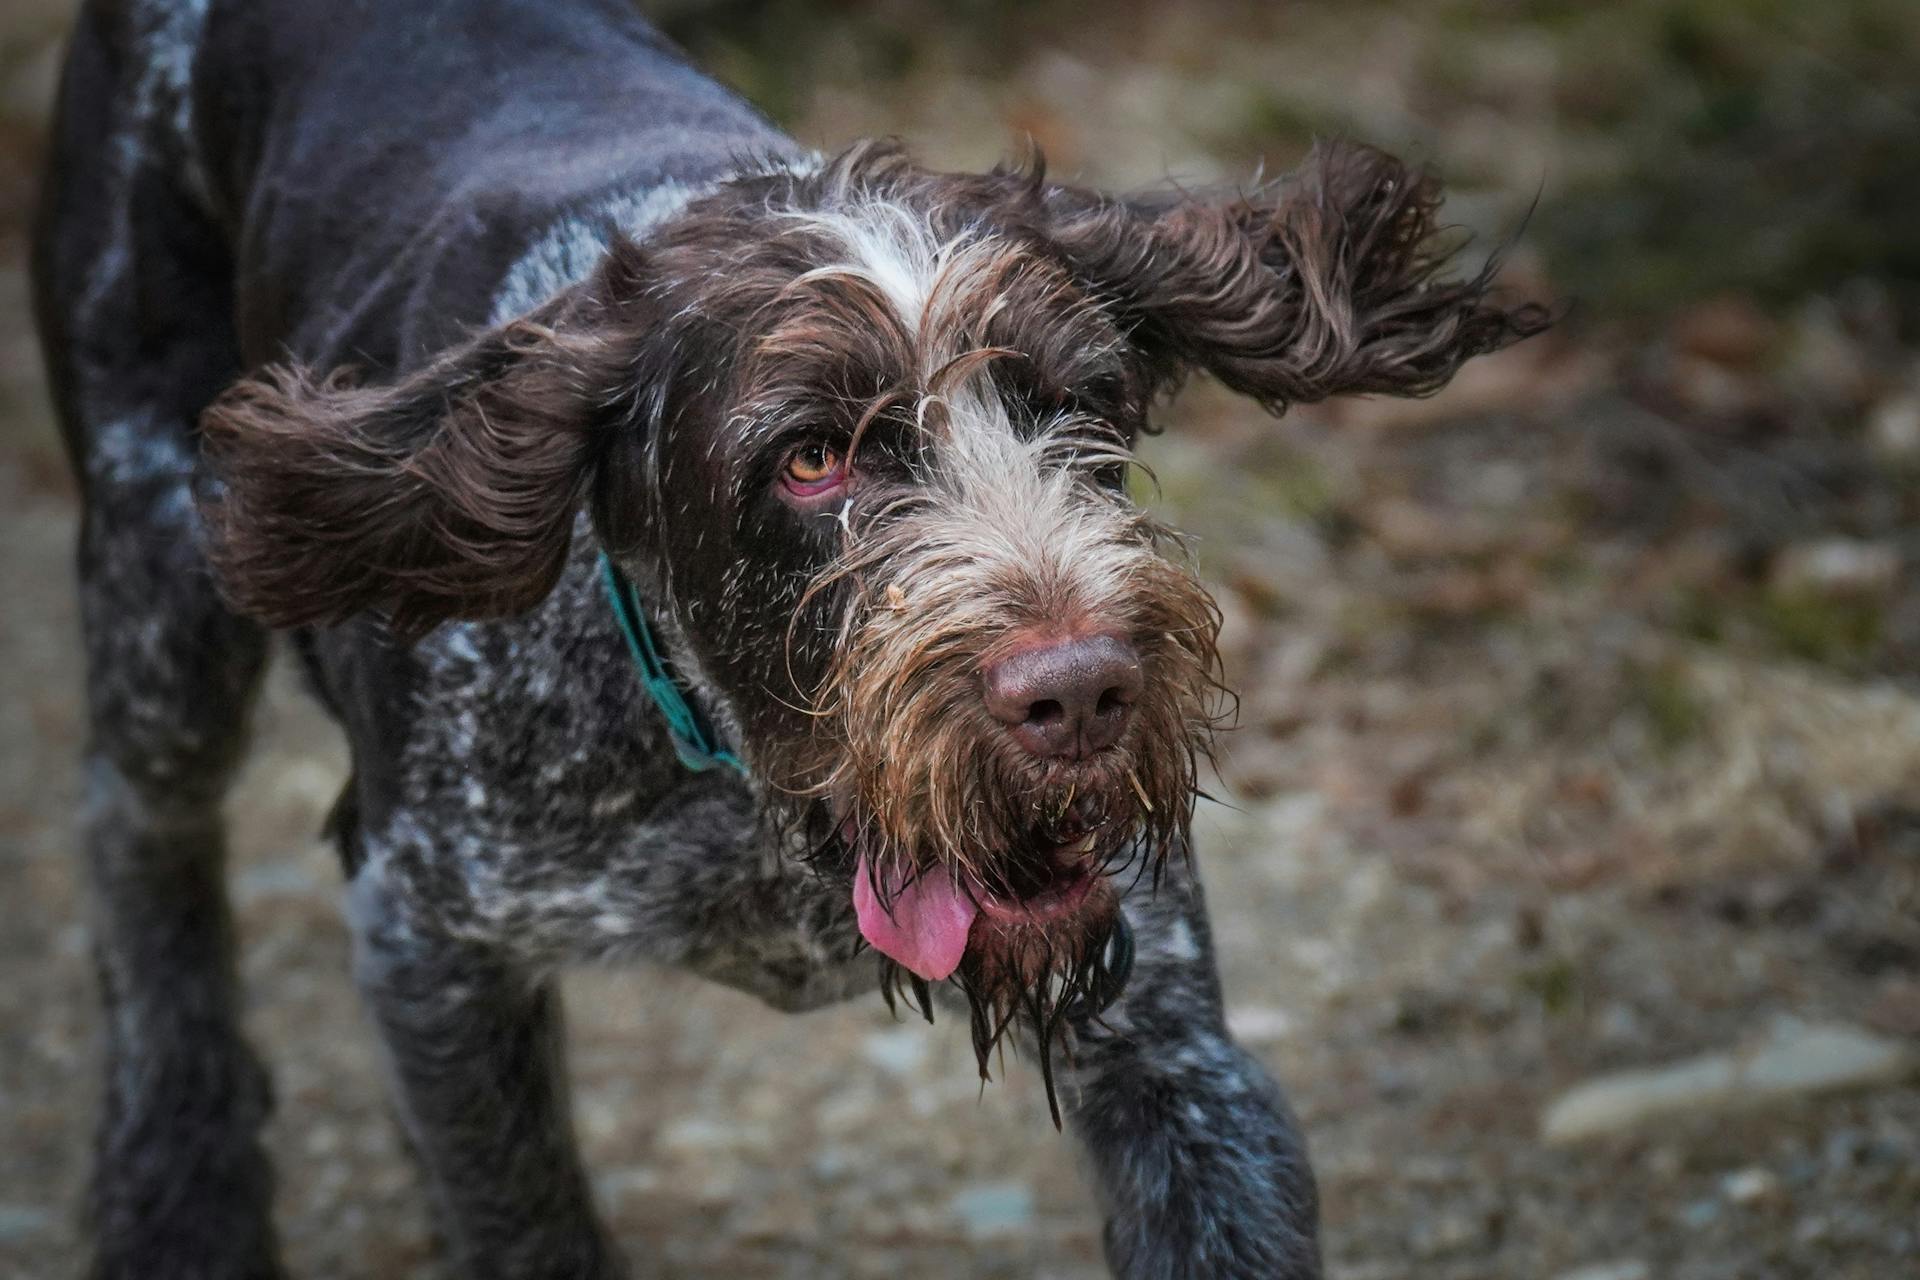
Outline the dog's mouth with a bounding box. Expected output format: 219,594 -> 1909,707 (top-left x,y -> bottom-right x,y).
850,817 -> 1121,983
821,784 -> 1172,1126
978,830 -> 1100,921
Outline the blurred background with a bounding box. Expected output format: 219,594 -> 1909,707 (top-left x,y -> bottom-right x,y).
3,1 -> 1918,1276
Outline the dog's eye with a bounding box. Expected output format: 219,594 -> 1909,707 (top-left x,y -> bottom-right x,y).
781,443 -> 846,495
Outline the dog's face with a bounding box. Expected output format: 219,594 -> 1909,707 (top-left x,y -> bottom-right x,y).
596,163 -> 1228,1042
202,140 -> 1543,1078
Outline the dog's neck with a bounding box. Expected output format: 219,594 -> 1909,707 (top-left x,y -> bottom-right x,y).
598,553 -> 746,777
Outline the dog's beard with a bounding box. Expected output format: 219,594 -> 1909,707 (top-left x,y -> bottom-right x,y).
776,784 -> 1182,1126
793,508 -> 1222,895
876,849 -> 1145,1128
761,503 -> 1222,1124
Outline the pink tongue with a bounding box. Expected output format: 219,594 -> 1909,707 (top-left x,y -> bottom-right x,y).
854,854 -> 977,982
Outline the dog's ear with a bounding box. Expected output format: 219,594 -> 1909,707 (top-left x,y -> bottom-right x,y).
1033,140 -> 1549,411
200,246 -> 654,637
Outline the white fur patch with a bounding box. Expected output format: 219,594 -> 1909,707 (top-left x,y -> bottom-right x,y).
490,178 -> 720,322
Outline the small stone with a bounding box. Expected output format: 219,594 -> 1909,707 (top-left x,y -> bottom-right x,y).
0,1204 -> 51,1240
1678,1197 -> 1722,1229
1770,538 -> 1901,599
1596,1002 -> 1645,1044
592,1166 -> 660,1206
1226,1005 -> 1296,1044
1868,391 -> 1920,462
1554,1262 -> 1651,1280
234,859 -> 323,904
1744,1020 -> 1917,1094
861,1026 -> 930,1076
948,1181 -> 1034,1240
1541,1020 -> 1918,1143
1720,1166 -> 1780,1205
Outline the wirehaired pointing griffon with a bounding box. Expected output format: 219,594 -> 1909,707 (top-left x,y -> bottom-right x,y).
34,0 -> 1545,1275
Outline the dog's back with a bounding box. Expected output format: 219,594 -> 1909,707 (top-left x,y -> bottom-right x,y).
41,0 -> 790,390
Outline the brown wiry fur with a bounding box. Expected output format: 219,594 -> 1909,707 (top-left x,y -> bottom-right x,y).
1033,140 -> 1550,408
783,491 -> 1219,896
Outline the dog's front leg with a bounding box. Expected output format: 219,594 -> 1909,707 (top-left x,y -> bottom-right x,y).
1065,854 -> 1321,1280
347,863 -> 624,1280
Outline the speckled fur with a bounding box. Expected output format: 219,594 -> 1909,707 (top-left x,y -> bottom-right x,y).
34,2 -> 1547,1276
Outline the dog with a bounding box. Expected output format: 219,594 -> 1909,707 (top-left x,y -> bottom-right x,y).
32,0 -> 1545,1275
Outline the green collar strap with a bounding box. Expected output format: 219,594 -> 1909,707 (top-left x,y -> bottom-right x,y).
598,554 -> 747,777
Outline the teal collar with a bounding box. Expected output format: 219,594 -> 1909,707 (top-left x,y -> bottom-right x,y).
598,554 -> 747,777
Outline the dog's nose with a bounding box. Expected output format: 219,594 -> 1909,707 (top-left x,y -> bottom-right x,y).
982,632 -> 1143,760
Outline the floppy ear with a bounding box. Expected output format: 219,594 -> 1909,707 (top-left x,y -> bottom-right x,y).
1037,140 -> 1549,410
199,249 -> 654,637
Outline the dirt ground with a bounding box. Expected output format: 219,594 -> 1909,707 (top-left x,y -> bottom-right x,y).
3,2 -> 1918,1278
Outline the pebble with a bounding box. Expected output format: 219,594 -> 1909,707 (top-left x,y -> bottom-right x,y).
0,1204 -> 50,1240
1225,1005 -> 1297,1044
593,1166 -> 661,1205
1868,391 -> 1920,462
861,1026 -> 930,1076
1554,1262 -> 1651,1280
1721,1166 -> 1780,1205
1769,538 -> 1901,599
947,1181 -> 1034,1240
234,859 -> 324,904
1596,1001 -> 1645,1044
657,1117 -> 771,1155
1541,1020 -> 1918,1143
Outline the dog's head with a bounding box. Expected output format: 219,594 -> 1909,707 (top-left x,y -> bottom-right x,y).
203,140 -> 1545,1081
